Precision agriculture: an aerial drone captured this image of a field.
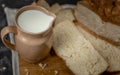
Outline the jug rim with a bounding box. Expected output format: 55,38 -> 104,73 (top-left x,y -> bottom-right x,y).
14,3 -> 56,35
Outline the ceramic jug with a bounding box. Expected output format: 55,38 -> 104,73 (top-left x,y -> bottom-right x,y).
1,2 -> 56,63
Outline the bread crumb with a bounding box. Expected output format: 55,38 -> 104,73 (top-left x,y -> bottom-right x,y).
1,4 -> 5,8
54,70 -> 59,75
0,67 -> 7,72
2,67 -> 7,71
115,38 -> 120,42
39,63 -> 47,70
25,69 -> 29,75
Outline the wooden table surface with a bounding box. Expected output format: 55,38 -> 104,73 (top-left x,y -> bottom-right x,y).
19,49 -> 120,75
19,50 -> 74,75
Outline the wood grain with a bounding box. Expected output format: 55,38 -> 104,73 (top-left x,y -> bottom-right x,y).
19,50 -> 74,75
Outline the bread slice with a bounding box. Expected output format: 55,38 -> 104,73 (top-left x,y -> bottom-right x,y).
55,9 -> 75,25
76,22 -> 120,72
50,3 -> 62,14
37,0 -> 50,10
53,20 -> 108,75
74,4 -> 120,47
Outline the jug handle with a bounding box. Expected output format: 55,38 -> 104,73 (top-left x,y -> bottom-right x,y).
1,26 -> 17,50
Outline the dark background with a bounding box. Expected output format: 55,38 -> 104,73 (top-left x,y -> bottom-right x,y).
0,0 -> 79,8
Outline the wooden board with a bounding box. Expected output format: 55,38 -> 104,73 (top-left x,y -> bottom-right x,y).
19,49 -> 120,75
19,50 -> 74,75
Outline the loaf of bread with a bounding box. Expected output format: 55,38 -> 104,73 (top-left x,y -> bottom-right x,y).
77,22 -> 120,72
53,20 -> 108,75
55,9 -> 75,25
37,0 -> 50,10
75,4 -> 120,72
75,4 -> 120,47
83,0 -> 120,26
50,3 -> 62,14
